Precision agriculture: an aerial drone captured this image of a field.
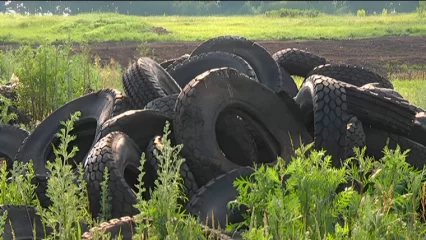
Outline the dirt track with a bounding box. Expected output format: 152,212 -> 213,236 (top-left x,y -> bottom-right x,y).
1,36 -> 426,75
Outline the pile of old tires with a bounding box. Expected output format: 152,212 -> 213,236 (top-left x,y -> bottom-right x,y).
1,35 -> 425,240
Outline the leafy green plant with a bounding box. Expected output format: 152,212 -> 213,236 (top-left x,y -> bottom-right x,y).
357,9 -> 366,17
98,167 -> 112,223
0,95 -> 17,124
229,143 -> 426,239
417,1 -> 426,17
34,111 -> 93,240
133,121 -> 205,239
382,8 -> 388,16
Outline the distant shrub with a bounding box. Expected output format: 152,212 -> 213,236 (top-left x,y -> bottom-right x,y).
357,8 -> 366,17
417,0 -> 426,17
264,8 -> 321,18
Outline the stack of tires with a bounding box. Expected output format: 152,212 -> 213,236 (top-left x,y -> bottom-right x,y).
0,35 -> 425,240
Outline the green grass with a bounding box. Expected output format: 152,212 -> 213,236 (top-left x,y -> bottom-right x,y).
393,79 -> 426,109
1,12 -> 426,43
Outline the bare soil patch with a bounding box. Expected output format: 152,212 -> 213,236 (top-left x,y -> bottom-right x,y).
1,36 -> 425,76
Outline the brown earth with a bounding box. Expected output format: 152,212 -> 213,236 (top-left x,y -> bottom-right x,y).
85,36 -> 426,76
1,36 -> 426,76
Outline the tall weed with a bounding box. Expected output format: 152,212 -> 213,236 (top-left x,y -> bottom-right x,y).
230,144 -> 426,239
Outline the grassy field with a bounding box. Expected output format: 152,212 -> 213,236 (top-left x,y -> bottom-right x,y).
1,12 -> 426,43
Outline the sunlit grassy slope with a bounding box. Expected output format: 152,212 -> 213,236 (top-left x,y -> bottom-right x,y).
0,12 -> 425,43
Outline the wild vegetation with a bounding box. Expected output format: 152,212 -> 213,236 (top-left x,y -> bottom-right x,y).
1,109 -> 426,239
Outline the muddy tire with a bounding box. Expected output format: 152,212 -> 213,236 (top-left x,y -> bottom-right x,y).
145,135 -> 199,202
0,124 -> 29,171
364,126 -> 426,170
306,64 -> 394,89
14,88 -> 129,175
168,51 -> 257,87
143,94 -> 178,118
85,131 -> 157,218
174,68 -> 312,185
82,216 -> 137,240
122,57 -> 181,109
345,116 -> 366,158
0,205 -> 50,239
187,167 -> 254,230
272,48 -> 327,78
190,35 -> 296,96
160,54 -> 190,69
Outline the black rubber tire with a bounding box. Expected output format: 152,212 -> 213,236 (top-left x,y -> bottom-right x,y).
0,205 -> 50,239
306,64 -> 394,89
297,75 -> 416,137
160,54 -> 190,69
345,116 -> 366,158
310,75 -> 350,167
82,216 -> 136,240
272,48 -> 327,78
363,126 -> 426,170
411,112 -> 426,146
143,94 -> 178,118
0,124 -> 29,171
167,51 -> 257,88
343,81 -> 416,136
174,67 -> 312,185
122,57 -> 181,109
14,88 -> 129,174
98,110 -> 173,152
361,83 -> 406,102
190,35 -> 296,96
145,135 -> 199,202
216,112 -> 258,166
85,131 -> 157,218
187,167 -> 254,230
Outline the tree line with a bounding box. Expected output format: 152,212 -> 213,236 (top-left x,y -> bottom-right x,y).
1,1 -> 421,15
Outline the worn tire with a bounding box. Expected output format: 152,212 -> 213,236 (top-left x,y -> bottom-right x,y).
174,67 -> 312,185
143,94 -> 178,118
98,110 -> 173,152
168,51 -> 257,87
15,88 -> 129,174
364,126 -> 426,170
307,64 -> 394,89
411,112 -> 426,146
85,131 -> 157,218
160,54 -> 190,69
122,57 -> 181,109
343,82 -> 416,136
345,116 -> 366,158
216,112 -> 258,165
310,76 -> 350,166
297,75 -> 416,137
145,135 -> 199,202
190,35 -> 296,96
0,124 -> 29,171
0,205 -> 50,239
361,83 -> 406,101
272,48 -> 327,78
82,216 -> 137,240
187,167 -> 254,230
